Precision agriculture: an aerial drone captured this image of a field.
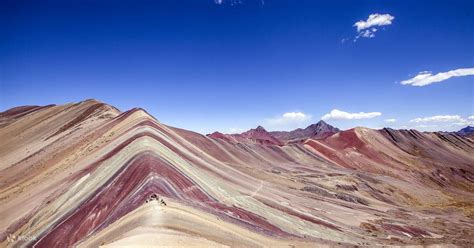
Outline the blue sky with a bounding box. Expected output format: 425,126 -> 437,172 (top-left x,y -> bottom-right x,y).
1,0 -> 473,133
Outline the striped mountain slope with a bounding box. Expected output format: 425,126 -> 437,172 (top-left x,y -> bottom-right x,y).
0,100 -> 473,247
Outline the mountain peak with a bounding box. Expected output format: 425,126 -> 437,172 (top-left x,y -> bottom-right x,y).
255,125 -> 267,132
306,120 -> 331,130
316,120 -> 328,125
457,126 -> 474,137
207,131 -> 233,142
270,121 -> 340,142
208,131 -> 224,136
239,126 -> 282,145
207,126 -> 282,145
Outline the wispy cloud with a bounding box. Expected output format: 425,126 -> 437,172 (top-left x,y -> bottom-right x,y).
228,127 -> 245,133
353,13 -> 394,41
265,112 -> 312,130
214,0 -> 247,6
401,68 -> 474,86
384,118 -> 397,123
267,112 -> 311,125
409,115 -> 474,127
404,115 -> 474,131
354,14 -> 395,31
409,115 -> 464,123
322,109 -> 382,121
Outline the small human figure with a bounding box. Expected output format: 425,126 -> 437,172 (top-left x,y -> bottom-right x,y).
146,193 -> 159,203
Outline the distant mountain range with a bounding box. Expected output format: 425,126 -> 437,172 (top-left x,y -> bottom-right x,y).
208,121 -> 339,145
208,126 -> 283,146
208,120 -> 473,146
270,120 -> 340,142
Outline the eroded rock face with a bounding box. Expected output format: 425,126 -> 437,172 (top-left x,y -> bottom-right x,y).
1,100 -> 473,247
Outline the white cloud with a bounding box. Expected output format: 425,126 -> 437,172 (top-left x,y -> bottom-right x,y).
214,0 -> 245,5
452,122 -> 472,126
405,115 -> 474,131
228,127 -> 245,133
409,115 -> 464,123
354,14 -> 395,31
265,112 -> 312,130
384,118 -> 397,123
359,28 -> 377,38
267,112 -> 311,125
353,13 -> 394,41
401,68 -> 474,86
468,116 -> 474,120
321,109 -> 382,121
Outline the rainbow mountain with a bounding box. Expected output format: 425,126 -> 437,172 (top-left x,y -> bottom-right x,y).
0,99 -> 473,247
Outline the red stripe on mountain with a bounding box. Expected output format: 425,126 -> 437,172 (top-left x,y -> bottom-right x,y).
34,153 -> 290,247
